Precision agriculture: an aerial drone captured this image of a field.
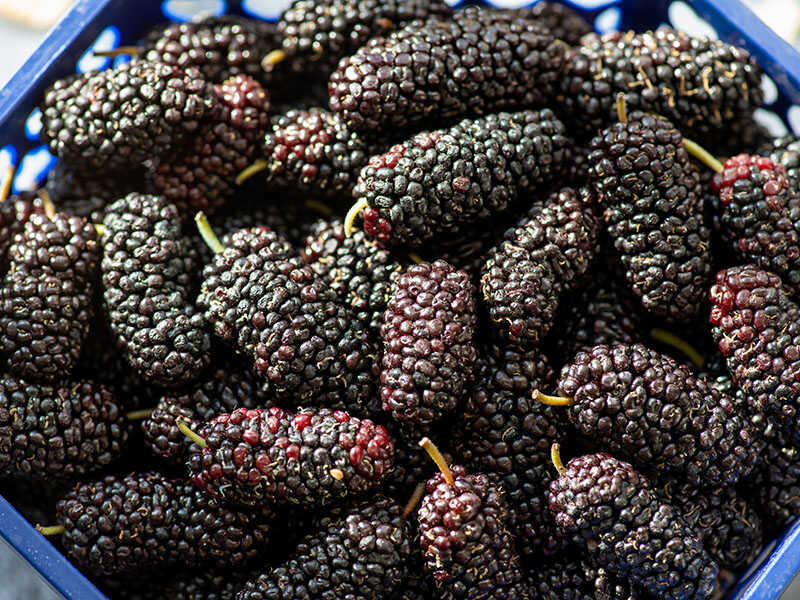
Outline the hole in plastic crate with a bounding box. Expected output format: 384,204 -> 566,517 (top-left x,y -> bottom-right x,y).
567,0 -> 618,9
594,7 -> 620,34
162,0 -> 227,22
25,109 -> 42,142
0,146 -> 17,175
13,147 -> 55,193
241,0 -> 292,20
761,74 -> 779,106
667,1 -> 717,39
787,105 -> 800,136
755,107 -> 789,137
480,0 -> 533,7
77,27 -> 121,73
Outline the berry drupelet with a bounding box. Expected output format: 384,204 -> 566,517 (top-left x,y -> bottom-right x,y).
0,208 -> 99,382
709,154 -> 800,294
0,193 -> 44,270
185,407 -> 393,509
268,0 -> 451,81
302,218 -> 402,333
417,439 -> 533,600
0,377 -> 127,480
381,260 -> 478,430
658,478 -> 763,570
153,74 -> 271,216
759,135 -> 800,188
709,265 -> 800,441
197,223 -> 379,413
50,471 -> 271,577
329,6 -> 566,133
40,62 -> 219,172
589,110 -> 713,323
102,194 -> 210,388
539,343 -> 758,488
143,16 -> 279,85
549,449 -> 719,600
522,1 -> 592,45
141,357 -> 273,464
452,343 -> 565,557
350,109 -> 570,247
236,495 -> 412,600
261,108 -> 373,200
481,187 -> 599,347
559,28 -> 763,138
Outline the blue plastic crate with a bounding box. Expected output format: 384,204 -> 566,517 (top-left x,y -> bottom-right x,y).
1,0 -> 799,598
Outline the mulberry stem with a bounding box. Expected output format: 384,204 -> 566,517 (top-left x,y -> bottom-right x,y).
0,166 -> 14,202
126,408 -> 154,421
195,212 -> 224,255
262,49 -> 286,70
407,253 -> 423,264
236,160 -> 268,185
533,390 -> 574,406
36,525 -> 65,536
616,92 -> 627,124
93,46 -> 142,58
419,437 -> 454,486
684,139 -> 724,173
330,469 -> 345,480
401,483 -> 426,519
651,328 -> 705,368
176,417 -> 208,449
344,198 -> 369,238
38,189 -> 56,219
551,443 -> 566,477
94,224 -> 106,237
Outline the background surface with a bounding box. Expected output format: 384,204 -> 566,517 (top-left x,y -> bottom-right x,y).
0,0 -> 798,598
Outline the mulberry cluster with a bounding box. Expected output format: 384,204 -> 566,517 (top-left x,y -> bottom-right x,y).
0,212 -> 99,382
54,472 -> 271,576
552,343 -> 758,488
40,62 -> 219,171
550,452 -> 719,600
589,112 -> 713,322
530,558 -> 638,600
102,194 -> 210,387
710,265 -> 800,441
197,226 -> 379,413
353,110 -> 570,247
381,261 -> 478,430
186,407 -> 393,509
560,28 -> 763,138
481,187 -> 598,346
329,6 -> 566,133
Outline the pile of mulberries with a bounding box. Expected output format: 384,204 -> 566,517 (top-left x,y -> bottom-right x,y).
9,5 -> 790,600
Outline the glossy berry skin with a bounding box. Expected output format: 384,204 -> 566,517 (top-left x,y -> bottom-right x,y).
559,28 -> 763,139
102,194 -> 210,388
40,62 -> 219,172
356,110 -> 569,247
550,453 -> 718,600
710,155 -> 800,294
710,265 -> 800,442
0,377 -> 126,480
0,213 -> 99,382
55,472 -> 271,577
531,558 -> 639,600
418,465 -> 533,600
237,496 -> 412,600
198,227 -> 380,414
558,343 -> 758,488
589,112 -> 712,323
186,407 -> 393,509
522,2 -> 592,45
481,187 -> 598,346
153,74 -> 271,216
381,261 -> 478,430
329,7 -> 565,133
